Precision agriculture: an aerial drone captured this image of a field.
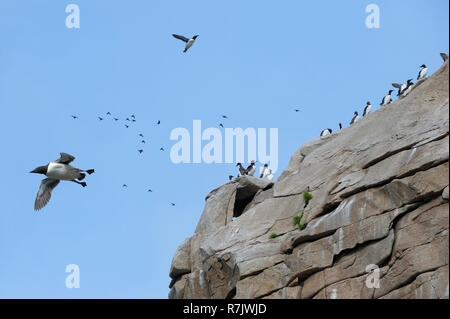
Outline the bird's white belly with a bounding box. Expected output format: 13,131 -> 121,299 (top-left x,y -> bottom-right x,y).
47,163 -> 79,180
185,39 -> 194,50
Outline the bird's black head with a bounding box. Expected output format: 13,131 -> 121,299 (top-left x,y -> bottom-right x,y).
366,101 -> 371,105
236,162 -> 241,167
407,79 -> 413,83
389,89 -> 394,94
354,111 -> 358,115
328,128 -> 333,133
193,35 -> 199,39
30,165 -> 48,175
339,123 -> 342,128
420,64 -> 426,68
264,163 -> 268,167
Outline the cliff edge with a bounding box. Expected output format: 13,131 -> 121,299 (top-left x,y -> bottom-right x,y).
169,60 -> 449,299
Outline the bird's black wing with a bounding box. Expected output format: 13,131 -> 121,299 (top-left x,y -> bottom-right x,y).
392,83 -> 402,89
172,34 -> 189,43
34,178 -> 60,211
55,152 -> 75,164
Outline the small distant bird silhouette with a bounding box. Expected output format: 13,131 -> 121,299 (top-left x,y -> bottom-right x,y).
222,115 -> 228,119
294,109 -> 300,112
114,118 -> 119,121
30,153 -> 95,211
156,120 -> 161,126
172,34 -> 199,53
160,147 -> 165,151
138,149 -> 144,154
131,115 -> 135,119
125,118 -> 130,121
98,117 -> 104,121
219,123 -> 224,128
139,133 -> 144,137
147,189 -> 153,193
170,202 -> 176,206
228,175 -> 234,181
106,112 -> 111,115
71,115 -> 78,119
122,184 -> 128,188
339,123 -> 343,130
125,124 -> 129,128
141,140 -> 146,144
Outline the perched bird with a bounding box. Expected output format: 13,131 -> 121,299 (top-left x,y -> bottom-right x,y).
172,34 -> 199,53
246,160 -> 256,176
440,53 -> 449,62
320,128 -> 332,137
228,175 -> 234,181
380,90 -> 394,106
113,118 -> 119,121
219,123 -> 224,128
417,64 -> 428,81
236,163 -> 246,176
401,79 -> 414,98
106,112 -> 111,115
71,115 -> 78,119
350,111 -> 359,125
267,169 -> 274,181
338,123 -> 343,130
392,82 -> 407,96
362,102 -> 372,117
260,164 -> 269,178
98,117 -> 104,121
30,153 -> 94,211
160,147 -> 165,151
138,149 -> 144,154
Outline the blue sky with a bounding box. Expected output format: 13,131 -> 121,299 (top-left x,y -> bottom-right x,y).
0,0 -> 448,298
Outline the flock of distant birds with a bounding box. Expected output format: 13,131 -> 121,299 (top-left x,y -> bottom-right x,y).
318,53 -> 449,138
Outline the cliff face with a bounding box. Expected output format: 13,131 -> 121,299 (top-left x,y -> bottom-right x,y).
169,60 -> 449,299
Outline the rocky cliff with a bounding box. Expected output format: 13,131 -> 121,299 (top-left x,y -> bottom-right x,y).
169,60 -> 449,299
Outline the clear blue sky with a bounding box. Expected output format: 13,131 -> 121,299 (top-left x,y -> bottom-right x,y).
0,0 -> 448,298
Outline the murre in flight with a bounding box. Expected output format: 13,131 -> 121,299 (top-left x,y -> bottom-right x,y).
172,34 -> 199,53
246,160 -> 256,176
260,164 -> 269,178
350,111 -> 359,125
236,163 -> 246,177
362,102 -> 372,117
417,64 -> 428,81
320,128 -> 332,137
380,90 -> 394,106
30,153 -> 94,211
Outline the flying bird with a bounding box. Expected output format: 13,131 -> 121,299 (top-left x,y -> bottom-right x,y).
125,118 -> 130,121
350,111 -> 359,125
170,202 -> 176,206
380,90 -> 394,106
138,149 -> 144,154
114,118 -> 119,121
147,189 -> 153,193
417,64 -> 428,81
222,115 -> 228,119
30,153 -> 95,211
294,109 -> 300,112
156,120 -> 161,126
362,102 -> 372,117
131,115 -> 135,119
71,115 -> 78,119
122,184 -> 128,188
106,112 -> 111,115
98,117 -> 104,121
125,124 -> 129,128
172,34 -> 199,53
160,147 -> 165,151
139,134 -> 144,137
219,123 -> 224,128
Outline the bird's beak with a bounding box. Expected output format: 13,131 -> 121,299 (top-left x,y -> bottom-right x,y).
30,168 -> 37,173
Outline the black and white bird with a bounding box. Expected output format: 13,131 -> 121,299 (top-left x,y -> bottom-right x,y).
172,34 -> 199,53
267,169 -> 274,181
125,124 -> 129,128
236,163 -> 246,177
362,102 -> 372,117
350,111 -> 359,125
320,128 -> 332,137
401,79 -> 414,98
246,160 -> 256,176
417,64 -> 428,81
380,90 -> 394,106
392,82 -> 407,96
30,153 -> 94,211
260,164 -> 269,178
440,53 -> 449,62
338,123 -> 343,130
